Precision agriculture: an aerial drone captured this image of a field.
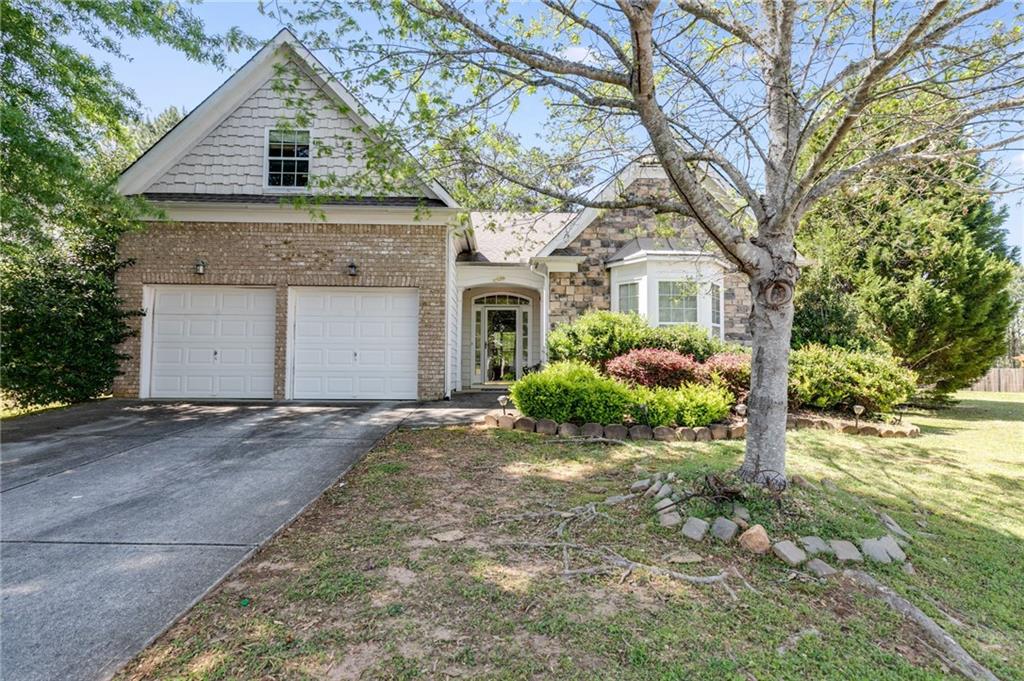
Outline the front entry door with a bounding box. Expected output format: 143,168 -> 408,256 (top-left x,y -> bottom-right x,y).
485,309 -> 518,382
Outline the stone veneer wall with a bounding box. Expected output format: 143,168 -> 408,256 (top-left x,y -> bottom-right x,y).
114,221 -> 448,400
547,179 -> 752,342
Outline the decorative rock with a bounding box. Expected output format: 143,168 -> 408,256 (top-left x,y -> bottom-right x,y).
709,424 -> 728,440
628,424 -> 653,440
829,540 -> 863,562
681,517 -> 710,542
733,517 -> 749,531
630,479 -> 651,493
666,472 -> 677,482
786,414 -> 798,429
483,414 -> 499,428
738,524 -> 771,553
694,427 -> 712,441
664,550 -> 704,564
841,423 -> 860,434
732,505 -> 751,523
860,538 -> 892,563
653,497 -> 675,513
877,534 -> 907,562
654,483 -> 674,500
643,482 -> 661,498
497,415 -> 516,429
711,517 -> 739,542
535,419 -> 558,435
878,513 -> 912,540
676,427 -> 697,442
858,424 -> 881,437
581,422 -> 604,438
653,426 -> 677,442
658,511 -> 683,528
805,558 -> 837,577
795,416 -> 816,429
728,423 -> 747,439
431,530 -> 465,543
557,422 -> 579,437
799,536 -> 832,556
603,494 -> 632,506
790,475 -> 813,489
772,540 -> 807,566
513,417 -> 536,432
604,424 -> 629,440
902,562 -> 916,575
907,425 -> 921,438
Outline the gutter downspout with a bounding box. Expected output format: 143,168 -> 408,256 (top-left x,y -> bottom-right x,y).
530,261 -> 551,365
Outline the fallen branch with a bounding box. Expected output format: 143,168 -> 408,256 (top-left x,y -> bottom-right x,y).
844,570 -> 999,681
554,436 -> 632,446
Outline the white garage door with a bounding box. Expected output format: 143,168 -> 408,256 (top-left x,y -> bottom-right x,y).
290,288 -> 418,400
149,286 -> 276,399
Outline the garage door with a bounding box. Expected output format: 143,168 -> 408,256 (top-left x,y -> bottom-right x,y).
149,286 -> 276,398
291,288 -> 418,400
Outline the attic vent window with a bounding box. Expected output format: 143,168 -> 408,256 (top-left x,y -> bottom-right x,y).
267,129 -> 310,187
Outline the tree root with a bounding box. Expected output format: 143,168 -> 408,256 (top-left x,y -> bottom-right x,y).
492,500 -> 615,537
844,570 -> 999,681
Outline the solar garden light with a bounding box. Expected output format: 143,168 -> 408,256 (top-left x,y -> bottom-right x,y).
734,403 -> 747,418
853,404 -> 865,428
497,395 -> 509,415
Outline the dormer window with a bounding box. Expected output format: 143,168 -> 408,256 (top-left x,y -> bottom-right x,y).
267,129 -> 310,188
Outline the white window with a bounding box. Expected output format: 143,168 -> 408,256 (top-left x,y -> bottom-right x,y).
267,129 -> 310,188
658,280 -> 697,325
618,282 -> 639,314
709,283 -> 722,337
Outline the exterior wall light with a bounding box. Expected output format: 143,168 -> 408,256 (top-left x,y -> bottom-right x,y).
194,259 -> 207,276
347,260 -> 358,277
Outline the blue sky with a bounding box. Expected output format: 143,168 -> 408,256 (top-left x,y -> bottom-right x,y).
104,1 -> 1023,256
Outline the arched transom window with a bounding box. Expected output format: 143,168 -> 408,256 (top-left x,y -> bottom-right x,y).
474,294 -> 530,306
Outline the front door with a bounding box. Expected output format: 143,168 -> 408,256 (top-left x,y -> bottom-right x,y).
485,308 -> 518,382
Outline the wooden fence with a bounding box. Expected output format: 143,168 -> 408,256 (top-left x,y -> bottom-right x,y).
969,368 -> 1024,392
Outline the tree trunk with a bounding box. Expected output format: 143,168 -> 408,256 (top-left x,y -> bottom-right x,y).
738,273 -> 795,487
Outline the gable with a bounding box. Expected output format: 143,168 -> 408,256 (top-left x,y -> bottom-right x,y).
119,30 -> 455,207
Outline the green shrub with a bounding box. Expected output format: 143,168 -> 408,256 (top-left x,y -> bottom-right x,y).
645,324 -> 728,362
628,386 -> 681,427
675,382 -> 735,427
788,344 -> 916,414
510,361 -> 634,424
546,311 -> 651,366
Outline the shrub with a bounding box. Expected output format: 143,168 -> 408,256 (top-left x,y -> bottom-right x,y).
546,311 -> 651,366
606,348 -> 703,388
702,352 -> 752,400
510,361 -> 634,424
629,386 -> 682,427
788,344 -> 916,414
675,382 -> 735,427
645,324 -> 729,362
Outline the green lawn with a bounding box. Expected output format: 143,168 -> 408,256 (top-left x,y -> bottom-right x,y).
117,392 -> 1023,680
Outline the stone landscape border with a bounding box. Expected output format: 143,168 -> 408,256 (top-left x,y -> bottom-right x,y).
481,411 -> 920,441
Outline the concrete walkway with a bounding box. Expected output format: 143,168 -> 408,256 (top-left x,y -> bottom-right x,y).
0,396 -> 493,681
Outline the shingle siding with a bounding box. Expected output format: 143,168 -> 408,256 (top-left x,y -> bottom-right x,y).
114,221 -> 448,400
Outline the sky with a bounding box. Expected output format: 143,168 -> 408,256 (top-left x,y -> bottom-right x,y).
98,1 -> 1024,257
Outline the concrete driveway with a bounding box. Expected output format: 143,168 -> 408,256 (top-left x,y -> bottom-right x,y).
0,399 -> 420,681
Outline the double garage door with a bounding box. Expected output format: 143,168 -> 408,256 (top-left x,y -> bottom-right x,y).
148,286 -> 418,400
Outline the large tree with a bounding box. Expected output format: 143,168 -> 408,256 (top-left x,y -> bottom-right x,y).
275,1 -> 1022,484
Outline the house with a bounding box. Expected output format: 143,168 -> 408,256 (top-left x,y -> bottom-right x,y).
113,29 -> 751,402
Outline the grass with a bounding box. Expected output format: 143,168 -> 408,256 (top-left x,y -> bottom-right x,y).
0,397 -> 69,419
116,392 -> 1023,680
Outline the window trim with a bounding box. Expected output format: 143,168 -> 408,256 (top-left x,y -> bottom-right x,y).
263,127 -> 313,192
657,279 -> 698,326
617,281 -> 640,315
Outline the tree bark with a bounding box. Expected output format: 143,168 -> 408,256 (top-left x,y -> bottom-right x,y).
738,267 -> 795,487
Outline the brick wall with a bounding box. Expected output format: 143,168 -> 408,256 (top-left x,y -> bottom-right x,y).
114,221 -> 447,400
547,179 -> 751,341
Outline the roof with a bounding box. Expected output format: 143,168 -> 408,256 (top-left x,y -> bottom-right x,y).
605,237 -> 702,263
143,193 -> 448,207
118,29 -> 457,209
464,211 -> 577,263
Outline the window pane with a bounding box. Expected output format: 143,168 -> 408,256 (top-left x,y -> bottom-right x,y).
658,281 -> 697,325
710,284 -> 721,325
296,173 -> 309,187
282,173 -> 295,187
619,282 -> 638,314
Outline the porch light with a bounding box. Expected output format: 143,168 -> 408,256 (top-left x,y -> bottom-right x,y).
194,259 -> 207,276
347,260 -> 358,277
497,394 -> 509,415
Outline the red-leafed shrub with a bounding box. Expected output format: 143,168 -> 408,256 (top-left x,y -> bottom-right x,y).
606,348 -> 702,388
703,352 -> 752,400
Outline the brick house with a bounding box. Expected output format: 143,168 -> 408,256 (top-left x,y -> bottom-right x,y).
115,29 -> 750,402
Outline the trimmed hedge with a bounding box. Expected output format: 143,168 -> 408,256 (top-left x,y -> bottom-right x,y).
547,311 -> 732,366
788,344 -> 916,414
511,362 -> 734,428
606,348 -> 703,388
509,361 -> 634,424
